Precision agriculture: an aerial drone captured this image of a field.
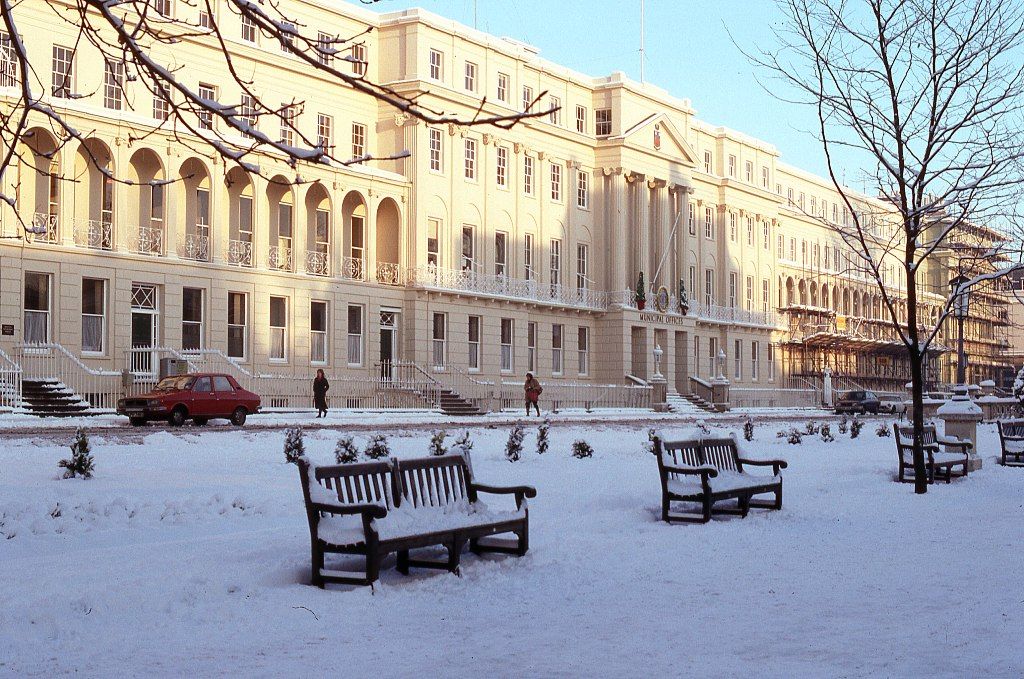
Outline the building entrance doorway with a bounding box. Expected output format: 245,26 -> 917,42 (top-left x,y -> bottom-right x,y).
130,284 -> 159,375
379,310 -> 399,380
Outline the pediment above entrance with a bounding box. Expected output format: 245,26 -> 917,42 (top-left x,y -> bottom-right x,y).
610,113 -> 698,168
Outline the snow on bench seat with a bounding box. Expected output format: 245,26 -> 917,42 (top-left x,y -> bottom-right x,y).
318,500 -> 526,546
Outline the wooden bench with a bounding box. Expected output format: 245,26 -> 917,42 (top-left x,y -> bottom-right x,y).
297,454 -> 536,587
652,434 -> 787,523
893,423 -> 970,483
997,419 -> 1024,467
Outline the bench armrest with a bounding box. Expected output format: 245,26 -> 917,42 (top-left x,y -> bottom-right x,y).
738,458 -> 788,469
471,483 -> 537,509
311,501 -> 388,520
663,464 -> 718,478
936,437 -> 971,452
738,458 -> 788,474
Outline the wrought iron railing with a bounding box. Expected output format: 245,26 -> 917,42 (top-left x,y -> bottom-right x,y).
410,266 -> 607,311
180,232 -> 210,261
15,342 -> 142,411
131,225 -> 164,256
228,239 -> 253,267
306,250 -> 330,276
73,219 -> 112,250
268,245 -> 293,271
376,262 -> 403,286
498,379 -> 652,411
29,213 -> 59,243
0,346 -> 22,410
341,256 -> 365,281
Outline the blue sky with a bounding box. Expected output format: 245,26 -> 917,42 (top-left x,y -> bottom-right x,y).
373,0 -> 846,181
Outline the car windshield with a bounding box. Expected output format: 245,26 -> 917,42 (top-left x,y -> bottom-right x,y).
154,376 -> 196,391
842,391 -> 863,400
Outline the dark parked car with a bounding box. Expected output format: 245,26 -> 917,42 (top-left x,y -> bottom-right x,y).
834,390 -> 881,414
117,373 -> 261,426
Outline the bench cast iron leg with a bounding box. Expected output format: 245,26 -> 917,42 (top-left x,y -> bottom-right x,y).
396,549 -> 410,575
311,545 -> 325,588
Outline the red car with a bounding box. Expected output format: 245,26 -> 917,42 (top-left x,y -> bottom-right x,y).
117,373 -> 261,427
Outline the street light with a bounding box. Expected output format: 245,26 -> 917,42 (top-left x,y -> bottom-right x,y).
949,274 -> 971,385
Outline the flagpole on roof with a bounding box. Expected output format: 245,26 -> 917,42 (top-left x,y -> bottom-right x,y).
639,0 -> 646,83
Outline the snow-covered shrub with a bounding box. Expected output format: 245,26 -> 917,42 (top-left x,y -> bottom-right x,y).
334,435 -> 359,464
838,416 -> 849,434
876,423 -> 891,437
572,439 -> 594,458
805,421 -> 819,436
820,423 -> 834,442
505,422 -> 525,462
452,430 -> 473,456
743,417 -> 755,442
59,428 -> 94,479
428,429 -> 448,456
696,419 -> 712,436
644,427 -> 658,454
283,427 -> 305,465
776,430 -> 788,438
850,418 -> 863,439
364,434 -> 390,460
536,418 -> 551,454
787,428 -> 804,445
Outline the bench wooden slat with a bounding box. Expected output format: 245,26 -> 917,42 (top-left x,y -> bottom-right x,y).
299,455 -> 533,588
654,435 -> 783,524
997,419 -> 1024,467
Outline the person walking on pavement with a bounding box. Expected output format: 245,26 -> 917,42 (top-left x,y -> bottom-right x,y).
524,372 -> 543,416
313,369 -> 330,418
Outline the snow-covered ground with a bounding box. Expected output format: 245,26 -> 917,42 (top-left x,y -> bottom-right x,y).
2,418 -> 1022,677
0,406 -> 826,431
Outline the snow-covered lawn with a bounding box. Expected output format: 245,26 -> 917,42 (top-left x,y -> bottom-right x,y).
2,419 -> 1022,677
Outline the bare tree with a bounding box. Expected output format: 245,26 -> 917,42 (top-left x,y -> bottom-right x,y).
756,0 -> 1024,492
0,0 -> 552,233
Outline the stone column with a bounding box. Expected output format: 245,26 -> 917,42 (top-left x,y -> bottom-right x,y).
608,169 -> 627,297
637,174 -> 649,285
656,181 -> 672,288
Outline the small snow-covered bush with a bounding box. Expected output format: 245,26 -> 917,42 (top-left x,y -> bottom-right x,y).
776,430 -> 788,439
334,435 -> 359,464
429,429 -> 448,456
59,428 -> 95,479
453,430 -> 474,456
787,428 -> 804,445
696,419 -> 712,436
820,424 -> 834,442
645,427 -> 658,454
805,421 -> 819,436
572,439 -> 594,458
505,422 -> 525,462
876,423 -> 891,437
743,417 -> 755,442
283,427 -> 305,465
364,434 -> 390,460
838,416 -> 849,434
850,418 -> 863,439
536,418 -> 551,455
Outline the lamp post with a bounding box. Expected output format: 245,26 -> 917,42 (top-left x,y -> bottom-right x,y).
949,274 -> 971,385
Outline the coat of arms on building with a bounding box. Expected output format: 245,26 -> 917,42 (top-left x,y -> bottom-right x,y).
654,286 -> 670,313
654,123 -> 662,151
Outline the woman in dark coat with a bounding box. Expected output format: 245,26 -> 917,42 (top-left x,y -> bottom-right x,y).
313,369 -> 329,418
524,372 -> 542,416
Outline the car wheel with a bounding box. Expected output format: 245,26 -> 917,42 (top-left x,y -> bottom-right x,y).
193,417 -> 208,426
129,417 -> 146,427
169,406 -> 188,427
231,407 -> 247,426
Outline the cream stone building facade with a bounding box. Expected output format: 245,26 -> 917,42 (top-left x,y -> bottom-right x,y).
0,1 -> 1010,411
